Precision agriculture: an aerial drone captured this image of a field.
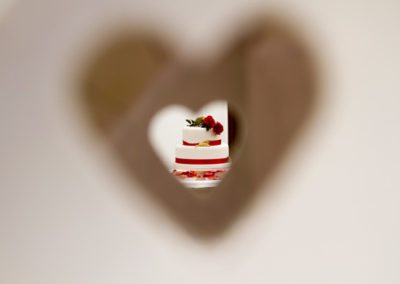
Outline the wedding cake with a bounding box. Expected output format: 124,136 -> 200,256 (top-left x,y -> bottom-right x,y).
172,115 -> 230,183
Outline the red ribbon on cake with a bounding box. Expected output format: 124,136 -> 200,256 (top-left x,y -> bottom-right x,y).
182,139 -> 221,146
175,157 -> 229,164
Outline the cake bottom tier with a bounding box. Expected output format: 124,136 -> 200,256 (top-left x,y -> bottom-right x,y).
174,161 -> 230,171
175,143 -> 230,171
175,144 -> 229,160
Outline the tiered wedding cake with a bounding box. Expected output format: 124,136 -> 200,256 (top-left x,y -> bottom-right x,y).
172,115 -> 230,184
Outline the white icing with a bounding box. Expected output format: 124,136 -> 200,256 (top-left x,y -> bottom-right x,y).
182,126 -> 220,143
175,143 -> 229,159
174,161 -> 230,171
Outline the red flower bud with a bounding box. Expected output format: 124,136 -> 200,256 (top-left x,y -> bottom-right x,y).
203,115 -> 215,129
213,122 -> 224,135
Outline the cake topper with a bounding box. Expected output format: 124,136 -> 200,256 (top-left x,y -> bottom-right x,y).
185,115 -> 224,135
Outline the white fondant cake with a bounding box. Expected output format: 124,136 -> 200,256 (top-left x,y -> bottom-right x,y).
174,124 -> 230,171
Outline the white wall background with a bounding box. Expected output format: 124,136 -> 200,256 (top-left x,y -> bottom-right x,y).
0,0 -> 400,283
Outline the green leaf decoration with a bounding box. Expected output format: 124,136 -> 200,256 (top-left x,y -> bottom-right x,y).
195,116 -> 204,125
186,119 -> 198,126
186,116 -> 212,128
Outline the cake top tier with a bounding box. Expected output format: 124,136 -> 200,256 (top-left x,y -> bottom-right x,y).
183,126 -> 220,144
183,115 -> 224,145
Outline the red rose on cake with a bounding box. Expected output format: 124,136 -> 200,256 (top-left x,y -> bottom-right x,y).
202,115 -> 215,130
186,115 -> 224,134
213,122 -> 224,135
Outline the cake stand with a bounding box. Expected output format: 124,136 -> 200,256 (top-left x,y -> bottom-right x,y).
171,169 -> 226,189
178,179 -> 220,189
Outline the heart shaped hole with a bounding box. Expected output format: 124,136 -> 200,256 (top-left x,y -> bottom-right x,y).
77,19 -> 317,236
149,101 -> 242,189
